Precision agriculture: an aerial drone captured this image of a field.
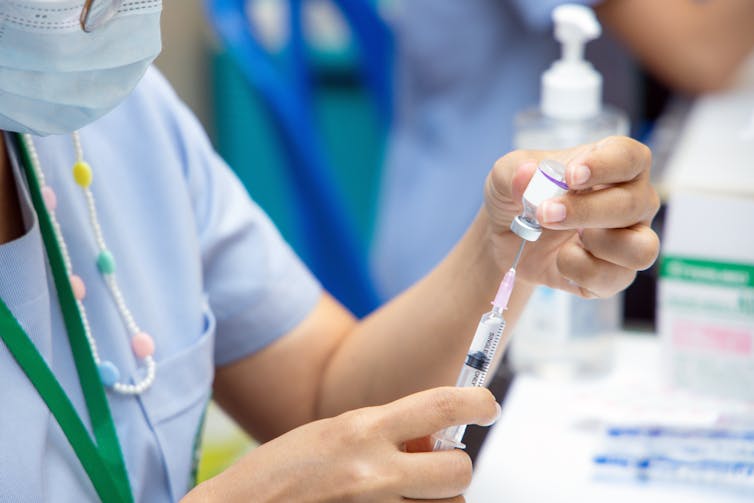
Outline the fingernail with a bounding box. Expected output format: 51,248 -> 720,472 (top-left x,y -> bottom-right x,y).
481,402 -> 503,427
568,164 -> 590,186
541,201 -> 566,223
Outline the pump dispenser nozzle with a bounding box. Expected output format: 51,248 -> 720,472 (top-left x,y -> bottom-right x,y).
554,4 -> 600,62
541,4 -> 602,120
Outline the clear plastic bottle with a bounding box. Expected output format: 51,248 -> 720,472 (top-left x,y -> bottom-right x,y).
514,106 -> 628,151
509,4 -> 628,378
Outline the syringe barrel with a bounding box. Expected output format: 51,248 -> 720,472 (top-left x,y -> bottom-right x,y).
432,363 -> 482,450
454,364 -> 481,388
433,310 -> 506,451
460,309 -> 506,387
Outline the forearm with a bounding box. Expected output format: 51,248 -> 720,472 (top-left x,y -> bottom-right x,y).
597,0 -> 754,93
317,211 -> 532,417
215,139 -> 658,441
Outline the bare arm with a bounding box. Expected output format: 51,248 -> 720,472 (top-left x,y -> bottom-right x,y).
596,0 -> 754,93
213,138 -> 659,443
213,213 -> 528,441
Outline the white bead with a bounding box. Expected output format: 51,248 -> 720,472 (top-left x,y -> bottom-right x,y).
24,132 -> 158,398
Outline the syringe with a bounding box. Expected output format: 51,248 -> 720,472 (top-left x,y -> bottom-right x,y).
432,159 -> 568,451
432,240 -> 525,451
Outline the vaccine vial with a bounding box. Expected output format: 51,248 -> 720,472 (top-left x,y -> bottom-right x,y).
510,159 -> 568,241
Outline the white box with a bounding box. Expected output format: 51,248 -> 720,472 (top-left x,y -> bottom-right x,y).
658,55 -> 754,401
659,192 -> 754,401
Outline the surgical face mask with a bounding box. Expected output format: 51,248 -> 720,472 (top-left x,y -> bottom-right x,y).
0,0 -> 163,136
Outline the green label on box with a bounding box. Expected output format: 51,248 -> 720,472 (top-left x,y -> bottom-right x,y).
660,256 -> 754,288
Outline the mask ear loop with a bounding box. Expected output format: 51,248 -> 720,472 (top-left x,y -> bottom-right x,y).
79,0 -> 123,33
79,0 -> 96,32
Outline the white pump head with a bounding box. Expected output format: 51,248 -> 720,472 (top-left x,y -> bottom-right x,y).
541,4 -> 602,120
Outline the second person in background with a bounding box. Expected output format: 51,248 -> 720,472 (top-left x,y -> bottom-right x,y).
371,0 -> 754,299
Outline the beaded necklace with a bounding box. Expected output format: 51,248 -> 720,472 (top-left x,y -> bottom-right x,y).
21,132 -> 156,395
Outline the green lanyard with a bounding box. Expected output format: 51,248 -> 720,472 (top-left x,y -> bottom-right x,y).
0,133 -> 133,503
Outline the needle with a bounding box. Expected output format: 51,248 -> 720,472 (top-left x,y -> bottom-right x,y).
511,239 -> 526,270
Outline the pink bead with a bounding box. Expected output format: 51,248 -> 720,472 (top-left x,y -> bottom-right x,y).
69,274 -> 86,300
42,186 -> 57,211
131,332 -> 155,359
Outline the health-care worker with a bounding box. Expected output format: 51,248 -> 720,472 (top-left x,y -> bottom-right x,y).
0,1 -> 660,502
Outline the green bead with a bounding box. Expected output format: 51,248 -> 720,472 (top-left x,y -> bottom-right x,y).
97,251 -> 116,274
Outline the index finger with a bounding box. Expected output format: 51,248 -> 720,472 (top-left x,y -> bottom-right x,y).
380,387 -> 499,444
564,136 -> 652,190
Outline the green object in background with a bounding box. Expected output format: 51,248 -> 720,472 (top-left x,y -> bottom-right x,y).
195,403 -> 256,484
211,49 -> 386,255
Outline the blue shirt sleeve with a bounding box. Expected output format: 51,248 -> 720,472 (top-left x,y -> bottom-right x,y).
144,70 -> 323,367
197,153 -> 324,367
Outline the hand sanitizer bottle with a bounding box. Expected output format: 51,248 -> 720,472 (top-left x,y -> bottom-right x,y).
511,4 -> 628,378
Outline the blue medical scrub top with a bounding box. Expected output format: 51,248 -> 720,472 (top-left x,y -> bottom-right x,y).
0,68 -> 321,502
371,0 -> 639,299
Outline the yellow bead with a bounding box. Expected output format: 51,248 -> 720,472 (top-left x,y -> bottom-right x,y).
72,161 -> 93,188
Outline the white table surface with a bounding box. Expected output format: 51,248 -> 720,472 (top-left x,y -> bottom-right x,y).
466,334 -> 754,503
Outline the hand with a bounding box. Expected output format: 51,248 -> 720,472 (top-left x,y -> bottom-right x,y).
185,387 -> 500,503
484,136 -> 660,298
